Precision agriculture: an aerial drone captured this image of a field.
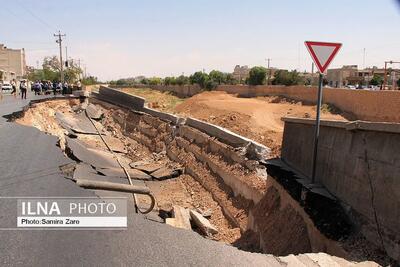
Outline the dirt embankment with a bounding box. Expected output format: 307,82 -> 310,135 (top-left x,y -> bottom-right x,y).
174,91 -> 349,157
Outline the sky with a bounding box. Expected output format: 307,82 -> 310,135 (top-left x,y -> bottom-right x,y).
1,0 -> 400,81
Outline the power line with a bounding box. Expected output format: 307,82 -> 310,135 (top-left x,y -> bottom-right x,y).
14,0 -> 57,31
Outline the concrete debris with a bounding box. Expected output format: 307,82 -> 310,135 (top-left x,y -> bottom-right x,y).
86,103 -> 104,120
66,137 -> 120,169
102,135 -> 126,153
196,208 -> 212,218
189,209 -> 218,236
171,205 -> 191,230
150,166 -> 183,180
131,162 -> 163,173
96,167 -> 152,180
56,111 -> 101,135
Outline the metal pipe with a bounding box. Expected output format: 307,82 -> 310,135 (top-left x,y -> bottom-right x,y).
76,179 -> 150,194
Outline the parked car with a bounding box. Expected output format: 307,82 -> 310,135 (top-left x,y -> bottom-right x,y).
345,85 -> 356,89
1,82 -> 12,92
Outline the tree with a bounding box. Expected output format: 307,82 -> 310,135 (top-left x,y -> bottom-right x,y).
248,66 -> 267,85
225,73 -> 238,85
81,76 -> 98,85
175,75 -> 189,86
148,77 -> 162,85
140,78 -> 150,85
164,77 -> 176,86
189,71 -> 209,88
272,70 -> 304,86
369,74 -> 383,86
209,70 -> 226,85
397,78 -> 400,87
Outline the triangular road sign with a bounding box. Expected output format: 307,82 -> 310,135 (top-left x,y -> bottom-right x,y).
305,41 -> 342,73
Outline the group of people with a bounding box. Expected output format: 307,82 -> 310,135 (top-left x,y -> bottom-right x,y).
32,80 -> 82,96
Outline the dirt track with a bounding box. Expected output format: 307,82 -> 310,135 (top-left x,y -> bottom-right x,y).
174,91 -> 349,157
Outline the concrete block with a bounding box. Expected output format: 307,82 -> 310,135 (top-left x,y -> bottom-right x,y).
171,206 -> 191,230
185,117 -> 270,160
189,209 -> 218,235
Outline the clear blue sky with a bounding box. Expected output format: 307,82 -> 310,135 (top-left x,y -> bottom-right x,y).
1,0 -> 399,81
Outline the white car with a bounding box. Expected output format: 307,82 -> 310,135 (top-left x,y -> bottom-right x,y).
1,82 -> 13,92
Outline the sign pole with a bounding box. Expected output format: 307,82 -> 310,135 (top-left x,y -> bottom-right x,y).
311,72 -> 323,183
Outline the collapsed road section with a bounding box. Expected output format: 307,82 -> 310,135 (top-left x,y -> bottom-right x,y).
12,88 -> 387,265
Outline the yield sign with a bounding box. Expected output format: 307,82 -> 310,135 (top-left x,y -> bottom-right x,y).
305,41 -> 342,73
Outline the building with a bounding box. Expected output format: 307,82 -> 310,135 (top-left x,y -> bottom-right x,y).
326,65 -> 358,88
0,44 -> 26,82
232,65 -> 250,82
327,65 -> 399,88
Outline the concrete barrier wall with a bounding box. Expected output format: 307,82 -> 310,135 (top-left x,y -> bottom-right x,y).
99,86 -> 145,110
216,85 -> 400,123
281,117 -> 400,261
111,84 -> 202,98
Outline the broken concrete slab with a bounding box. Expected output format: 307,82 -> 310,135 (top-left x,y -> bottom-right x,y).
76,134 -> 127,153
66,137 -> 120,169
171,206 -> 191,230
189,210 -> 218,236
73,163 -> 100,180
56,111 -> 102,135
86,103 -> 104,120
131,162 -> 163,173
96,167 -> 152,180
150,167 -> 182,180
196,208 -> 212,219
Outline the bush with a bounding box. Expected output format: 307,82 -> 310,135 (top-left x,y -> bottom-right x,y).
248,66 -> 267,85
272,70 -> 304,86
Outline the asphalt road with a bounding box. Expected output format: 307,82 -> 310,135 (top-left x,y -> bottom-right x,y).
0,92 -> 275,266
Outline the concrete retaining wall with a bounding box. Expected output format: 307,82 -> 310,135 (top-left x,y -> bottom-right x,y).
98,86 -> 145,110
281,117 -> 400,261
216,85 -> 400,123
111,84 -> 202,98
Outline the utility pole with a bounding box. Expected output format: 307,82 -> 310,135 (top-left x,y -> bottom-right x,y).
383,61 -> 400,90
54,31 -> 66,83
65,46 -> 68,68
363,48 -> 366,70
266,58 -> 271,85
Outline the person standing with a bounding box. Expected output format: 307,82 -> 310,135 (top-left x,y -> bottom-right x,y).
10,79 -> 17,98
20,80 -> 27,99
62,81 -> 68,95
77,80 -> 82,91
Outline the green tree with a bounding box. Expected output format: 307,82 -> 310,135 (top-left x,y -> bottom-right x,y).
140,78 -> 150,85
189,71 -> 209,88
176,75 -> 189,86
248,66 -> 267,85
225,73 -> 238,85
148,77 -> 162,85
81,76 -> 98,85
209,70 -> 226,85
164,77 -> 176,85
397,78 -> 400,87
369,74 -> 383,86
272,70 -> 304,86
